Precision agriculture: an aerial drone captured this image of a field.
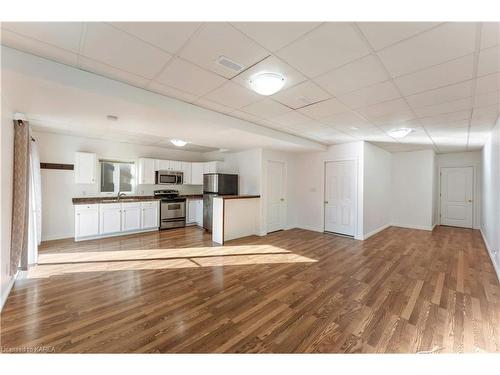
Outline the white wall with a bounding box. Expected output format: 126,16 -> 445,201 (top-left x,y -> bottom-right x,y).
436,152 -> 482,229
33,131 -> 205,241
293,142 -> 365,239
481,118 -> 500,278
1,95 -> 15,310
363,143 -> 392,238
391,149 -> 436,230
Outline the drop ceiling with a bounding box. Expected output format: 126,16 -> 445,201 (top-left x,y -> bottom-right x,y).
1,21 -> 499,153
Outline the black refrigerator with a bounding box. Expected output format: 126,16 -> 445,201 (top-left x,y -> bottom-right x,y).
203,173 -> 238,232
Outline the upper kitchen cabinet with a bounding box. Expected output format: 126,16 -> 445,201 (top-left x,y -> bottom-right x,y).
191,162 -> 204,185
203,161 -> 221,174
181,162 -> 192,184
154,159 -> 182,171
74,152 -> 97,184
138,158 -> 156,184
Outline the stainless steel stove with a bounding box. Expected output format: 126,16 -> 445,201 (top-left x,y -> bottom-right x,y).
154,189 -> 186,230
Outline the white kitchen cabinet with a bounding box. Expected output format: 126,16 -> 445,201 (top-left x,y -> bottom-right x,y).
121,202 -> 142,231
169,160 -> 182,171
154,159 -> 169,171
187,198 -> 203,226
187,199 -> 197,224
195,199 -> 203,226
138,158 -> 156,184
181,162 -> 192,184
203,161 -> 219,174
74,152 -> 97,184
99,203 -> 122,235
75,204 -> 99,238
141,201 -> 159,229
191,162 -> 204,185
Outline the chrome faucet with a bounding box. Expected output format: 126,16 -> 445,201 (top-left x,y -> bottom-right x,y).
117,192 -> 126,200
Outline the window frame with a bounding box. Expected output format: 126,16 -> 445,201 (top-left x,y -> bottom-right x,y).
98,159 -> 137,196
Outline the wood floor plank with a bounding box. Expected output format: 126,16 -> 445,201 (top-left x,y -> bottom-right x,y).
1,225 -> 499,353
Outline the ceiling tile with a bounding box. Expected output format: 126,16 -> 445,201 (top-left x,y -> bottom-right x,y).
229,110 -> 263,124
147,81 -> 198,103
377,23 -> 476,77
82,23 -> 172,79
477,45 -> 500,77
204,80 -> 261,109
109,22 -> 200,53
338,80 -> 400,109
271,80 -> 330,109
241,98 -> 291,119
1,22 -> 83,52
276,23 -> 370,77
193,98 -> 234,114
297,98 -> 349,120
475,72 -> 500,94
394,54 -> 474,96
474,91 -> 500,108
320,111 -> 374,132
155,58 -> 226,96
231,22 -> 321,52
314,55 -> 389,96
272,111 -> 311,126
232,55 -> 307,92
357,22 -> 440,51
398,131 -> 434,145
480,22 -> 500,49
471,104 -> 499,127
178,23 -> 269,79
419,110 -> 470,128
371,109 -> 416,127
356,97 -> 411,119
0,28 -> 78,66
413,97 -> 472,118
79,56 -> 150,87
405,81 -> 474,108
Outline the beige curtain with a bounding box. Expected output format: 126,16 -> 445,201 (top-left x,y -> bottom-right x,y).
10,119 -> 30,274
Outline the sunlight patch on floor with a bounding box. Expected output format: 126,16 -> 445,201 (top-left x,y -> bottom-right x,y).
37,245 -> 291,264
27,245 -> 317,279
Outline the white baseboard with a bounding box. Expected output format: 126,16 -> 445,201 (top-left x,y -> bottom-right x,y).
391,223 -> 435,231
296,225 -> 324,233
480,228 -> 500,283
362,223 -> 391,240
1,272 -> 17,312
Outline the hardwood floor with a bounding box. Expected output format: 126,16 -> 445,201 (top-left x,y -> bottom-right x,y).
1,225 -> 499,353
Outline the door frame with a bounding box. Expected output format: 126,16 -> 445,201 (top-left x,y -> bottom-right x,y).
265,160 -> 287,234
322,158 -> 359,238
438,166 -> 475,228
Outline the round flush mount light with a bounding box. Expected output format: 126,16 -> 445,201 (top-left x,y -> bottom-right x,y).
170,139 -> 187,147
249,72 -> 286,96
388,128 -> 414,139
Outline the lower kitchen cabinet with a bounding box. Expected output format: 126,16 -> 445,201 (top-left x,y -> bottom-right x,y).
75,204 -> 99,238
141,201 -> 159,229
74,200 -> 159,241
187,198 -> 203,227
99,203 -> 122,235
121,202 -> 142,231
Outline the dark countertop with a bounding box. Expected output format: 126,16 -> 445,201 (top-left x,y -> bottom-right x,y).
182,194 -> 203,199
72,196 -> 159,205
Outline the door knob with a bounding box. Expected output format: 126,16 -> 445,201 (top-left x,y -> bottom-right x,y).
324,201 -> 329,204
280,198 -> 285,202
468,199 -> 472,202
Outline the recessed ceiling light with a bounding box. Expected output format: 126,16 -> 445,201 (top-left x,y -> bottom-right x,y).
106,115 -> 118,121
170,139 -> 187,147
388,128 -> 414,139
249,72 -> 286,96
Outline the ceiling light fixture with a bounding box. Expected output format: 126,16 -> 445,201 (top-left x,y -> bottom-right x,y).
170,139 -> 187,147
249,72 -> 286,96
388,128 -> 414,139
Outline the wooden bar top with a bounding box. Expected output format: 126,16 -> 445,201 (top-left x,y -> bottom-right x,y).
218,195 -> 260,200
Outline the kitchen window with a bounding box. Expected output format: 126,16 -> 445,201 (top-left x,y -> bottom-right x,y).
100,160 -> 136,194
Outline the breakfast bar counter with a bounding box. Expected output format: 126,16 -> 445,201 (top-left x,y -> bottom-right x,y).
212,195 -> 261,245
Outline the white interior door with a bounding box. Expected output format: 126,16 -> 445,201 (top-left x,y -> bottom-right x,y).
440,167 -> 473,228
324,160 -> 356,236
267,161 -> 286,233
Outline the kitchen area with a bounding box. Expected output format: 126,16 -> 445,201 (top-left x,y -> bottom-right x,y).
70,151 -> 260,245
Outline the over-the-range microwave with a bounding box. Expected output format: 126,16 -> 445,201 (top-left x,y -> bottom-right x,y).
155,170 -> 183,185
